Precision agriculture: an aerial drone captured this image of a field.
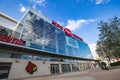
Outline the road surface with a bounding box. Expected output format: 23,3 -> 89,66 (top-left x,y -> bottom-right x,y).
19,68 -> 120,80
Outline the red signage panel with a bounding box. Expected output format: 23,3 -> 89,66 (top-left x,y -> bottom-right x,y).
0,34 -> 25,45
52,20 -> 63,30
64,28 -> 73,36
26,61 -> 37,74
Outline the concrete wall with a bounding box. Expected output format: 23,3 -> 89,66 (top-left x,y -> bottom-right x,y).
0,13 -> 17,30
0,58 -> 98,79
0,58 -> 70,79
0,58 -> 50,79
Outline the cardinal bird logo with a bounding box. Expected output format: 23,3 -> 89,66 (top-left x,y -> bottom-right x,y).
26,61 -> 37,74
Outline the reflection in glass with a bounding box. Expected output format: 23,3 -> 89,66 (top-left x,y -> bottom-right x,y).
12,9 -> 93,60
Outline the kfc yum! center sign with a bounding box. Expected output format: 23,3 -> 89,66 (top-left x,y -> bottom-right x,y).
52,20 -> 83,41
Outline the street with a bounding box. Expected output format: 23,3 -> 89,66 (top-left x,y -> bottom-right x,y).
19,67 -> 120,80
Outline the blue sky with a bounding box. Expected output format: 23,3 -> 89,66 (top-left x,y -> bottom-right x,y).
0,0 -> 120,58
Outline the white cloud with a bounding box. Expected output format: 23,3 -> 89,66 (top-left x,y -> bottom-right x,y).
95,0 -> 103,4
20,4 -> 26,12
65,19 -> 95,31
88,43 -> 100,59
95,0 -> 111,5
38,10 -> 42,13
35,37 -> 50,46
30,0 -> 46,6
75,0 -> 111,5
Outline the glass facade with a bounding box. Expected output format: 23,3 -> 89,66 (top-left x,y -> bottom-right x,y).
13,8 -> 93,59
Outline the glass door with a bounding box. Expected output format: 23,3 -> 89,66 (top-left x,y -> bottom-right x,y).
50,64 -> 59,74
61,64 -> 71,73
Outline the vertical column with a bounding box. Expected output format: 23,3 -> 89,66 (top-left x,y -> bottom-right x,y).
42,20 -> 46,50
78,61 -> 81,71
59,63 -> 62,73
55,29 -> 59,53
70,63 -> 73,72
18,8 -> 30,39
65,36 -> 68,55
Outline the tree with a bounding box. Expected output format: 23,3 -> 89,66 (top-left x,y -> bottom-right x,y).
96,16 -> 120,62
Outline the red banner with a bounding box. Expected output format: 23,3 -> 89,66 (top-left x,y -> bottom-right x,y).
0,34 -> 25,45
64,28 -> 73,36
52,20 -> 63,30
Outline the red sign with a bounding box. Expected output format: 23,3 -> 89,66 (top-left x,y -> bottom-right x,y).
52,20 -> 63,30
52,21 -> 83,41
0,34 -> 25,45
26,61 -> 37,74
64,28 -> 73,36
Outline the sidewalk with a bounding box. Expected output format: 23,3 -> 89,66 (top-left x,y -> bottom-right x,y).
109,65 -> 120,70
19,67 -> 120,80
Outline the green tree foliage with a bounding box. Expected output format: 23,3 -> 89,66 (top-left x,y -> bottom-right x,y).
96,16 -> 120,61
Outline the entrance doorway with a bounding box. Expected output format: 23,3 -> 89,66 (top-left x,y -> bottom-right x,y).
50,64 -> 59,74
61,64 -> 71,73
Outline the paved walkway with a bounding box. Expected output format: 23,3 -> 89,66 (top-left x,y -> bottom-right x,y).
20,68 -> 120,80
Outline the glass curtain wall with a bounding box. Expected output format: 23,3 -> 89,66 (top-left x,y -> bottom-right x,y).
12,8 -> 93,59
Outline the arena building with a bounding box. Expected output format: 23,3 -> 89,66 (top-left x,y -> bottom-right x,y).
0,7 -> 100,79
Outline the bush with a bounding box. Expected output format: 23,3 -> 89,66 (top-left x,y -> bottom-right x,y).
110,61 -> 120,66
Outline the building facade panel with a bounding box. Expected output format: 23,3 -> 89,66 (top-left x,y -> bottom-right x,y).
12,7 -> 93,59
0,8 -> 100,79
